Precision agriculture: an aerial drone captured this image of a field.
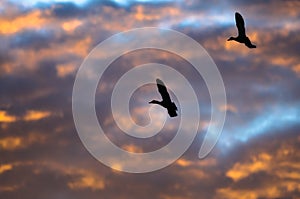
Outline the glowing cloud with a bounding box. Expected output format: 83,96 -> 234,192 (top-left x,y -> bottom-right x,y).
0,10 -> 45,34
23,110 -> 51,121
0,111 -> 17,122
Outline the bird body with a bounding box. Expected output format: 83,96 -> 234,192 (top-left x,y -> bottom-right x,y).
228,12 -> 256,48
149,79 -> 178,117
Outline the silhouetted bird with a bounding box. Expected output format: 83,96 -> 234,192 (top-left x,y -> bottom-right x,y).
149,79 -> 178,117
227,12 -> 256,48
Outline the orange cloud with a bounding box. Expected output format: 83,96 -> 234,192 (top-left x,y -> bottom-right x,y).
23,110 -> 51,121
0,133 -> 47,151
0,10 -> 46,35
216,180 -> 299,199
4,34 -> 91,75
0,160 -> 106,192
0,137 -> 22,150
218,139 -> 300,199
226,153 -> 272,182
122,144 -> 143,153
216,188 -> 259,199
292,63 -> 300,75
66,36 -> 92,57
110,163 -> 123,172
176,158 -> 193,167
56,63 -> 77,77
68,175 -> 105,191
0,164 -> 13,174
219,104 -> 238,113
62,19 -> 82,32
0,109 -> 56,124
88,5 -> 181,32
176,157 -> 217,168
0,111 -> 17,123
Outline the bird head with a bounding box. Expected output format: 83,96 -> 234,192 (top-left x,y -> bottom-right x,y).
227,37 -> 234,41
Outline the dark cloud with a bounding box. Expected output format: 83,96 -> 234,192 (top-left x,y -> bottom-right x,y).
10,30 -> 54,50
0,0 -> 299,198
49,2 -> 88,19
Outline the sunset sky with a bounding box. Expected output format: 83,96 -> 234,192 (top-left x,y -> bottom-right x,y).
1,0 -> 300,198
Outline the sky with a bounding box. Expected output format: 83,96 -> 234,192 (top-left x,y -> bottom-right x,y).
0,0 -> 300,198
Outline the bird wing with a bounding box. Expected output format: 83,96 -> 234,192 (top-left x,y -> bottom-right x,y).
167,102 -> 178,117
156,79 -> 172,103
235,12 -> 246,36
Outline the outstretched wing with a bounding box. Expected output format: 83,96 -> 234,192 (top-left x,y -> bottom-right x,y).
169,102 -> 178,116
235,12 -> 246,37
156,79 -> 172,103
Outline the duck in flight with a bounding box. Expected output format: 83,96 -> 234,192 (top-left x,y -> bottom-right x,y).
227,12 -> 256,48
149,79 -> 178,117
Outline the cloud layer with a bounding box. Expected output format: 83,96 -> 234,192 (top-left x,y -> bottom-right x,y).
0,0 -> 299,198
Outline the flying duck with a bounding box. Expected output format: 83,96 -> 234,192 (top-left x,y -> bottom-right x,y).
149,79 -> 178,117
227,12 -> 256,48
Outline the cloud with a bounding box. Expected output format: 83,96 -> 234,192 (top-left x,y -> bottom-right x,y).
0,0 -> 299,198
0,111 -> 17,122
23,110 -> 51,121
0,10 -> 46,35
0,109 -> 53,123
219,104 -> 238,113
226,153 -> 272,182
121,144 -> 143,153
215,128 -> 300,199
0,137 -> 22,150
56,62 -> 78,77
62,19 -> 82,32
176,158 -> 192,167
0,133 -> 47,151
0,164 -> 13,174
